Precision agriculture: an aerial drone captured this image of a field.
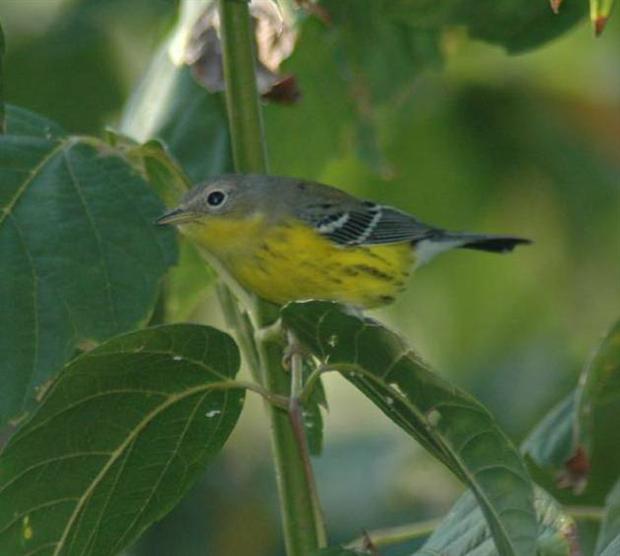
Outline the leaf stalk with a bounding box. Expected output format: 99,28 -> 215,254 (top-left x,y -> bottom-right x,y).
346,517 -> 442,550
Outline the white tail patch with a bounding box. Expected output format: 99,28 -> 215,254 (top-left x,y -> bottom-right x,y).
414,238 -> 465,267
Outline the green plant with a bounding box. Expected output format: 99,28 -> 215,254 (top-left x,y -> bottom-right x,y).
0,1 -> 619,555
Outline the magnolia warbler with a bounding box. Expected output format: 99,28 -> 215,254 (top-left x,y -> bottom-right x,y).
157,174 -> 530,308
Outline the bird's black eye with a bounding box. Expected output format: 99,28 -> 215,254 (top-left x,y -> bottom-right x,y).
207,190 -> 227,207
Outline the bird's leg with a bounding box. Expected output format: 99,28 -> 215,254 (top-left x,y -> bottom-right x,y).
281,328 -> 312,370
286,330 -> 308,436
287,332 -> 304,397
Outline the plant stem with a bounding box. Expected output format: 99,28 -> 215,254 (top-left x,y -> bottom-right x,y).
240,380 -> 287,405
300,365 -> 334,404
216,283 -> 261,374
566,505 -> 605,521
256,336 -> 327,554
217,1 -> 326,554
287,332 -> 328,547
0,19 -> 6,134
218,0 -> 267,172
346,517 -> 441,550
344,504 -> 606,551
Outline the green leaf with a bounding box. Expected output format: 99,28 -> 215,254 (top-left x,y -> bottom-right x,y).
282,301 -> 537,556
118,2 -> 229,320
595,480 -> 620,554
0,324 -> 244,556
0,125 -> 177,425
122,139 -> 207,317
383,0 -> 586,53
599,538 -> 620,556
5,105 -> 66,138
521,395 -> 576,471
414,487 -> 578,556
100,132 -> 215,322
577,320 -> 620,436
522,320 -> 620,492
465,0 -> 586,53
135,140 -> 192,202
103,132 -> 192,206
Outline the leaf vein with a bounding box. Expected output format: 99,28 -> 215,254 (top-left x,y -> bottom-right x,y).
50,383 -> 222,556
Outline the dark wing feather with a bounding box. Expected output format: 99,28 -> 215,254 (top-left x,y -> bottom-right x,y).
304,202 -> 434,246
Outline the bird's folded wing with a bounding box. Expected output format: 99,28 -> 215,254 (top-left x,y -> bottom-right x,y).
301,202 -> 434,246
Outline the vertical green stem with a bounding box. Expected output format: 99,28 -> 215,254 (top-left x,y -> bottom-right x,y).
218,0 -> 267,172
217,1 -> 326,554
0,20 -> 6,134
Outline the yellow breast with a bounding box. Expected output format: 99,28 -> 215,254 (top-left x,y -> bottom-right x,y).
181,215 -> 415,308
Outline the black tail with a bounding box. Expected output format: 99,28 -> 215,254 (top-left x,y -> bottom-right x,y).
411,231 -> 531,266
455,234 -> 532,254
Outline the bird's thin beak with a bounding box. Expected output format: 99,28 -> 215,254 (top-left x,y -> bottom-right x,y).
155,208 -> 197,226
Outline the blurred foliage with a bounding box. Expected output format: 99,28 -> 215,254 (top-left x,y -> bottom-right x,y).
384,0 -> 586,52
596,480 -> 620,554
1,0 -> 620,554
3,0 -> 177,133
523,319 -> 620,506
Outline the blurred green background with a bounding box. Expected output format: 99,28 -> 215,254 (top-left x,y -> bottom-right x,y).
3,0 -> 619,554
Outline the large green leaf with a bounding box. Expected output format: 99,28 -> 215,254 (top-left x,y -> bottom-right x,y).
104,133 -> 217,322
0,120 -> 177,425
383,0 -> 586,53
102,133 -> 192,206
522,320 -> 620,495
414,487 -> 578,556
521,395 -> 576,474
282,301 -> 537,556
576,320 -> 620,443
0,324 -> 244,556
600,538 -> 620,556
5,105 -> 66,139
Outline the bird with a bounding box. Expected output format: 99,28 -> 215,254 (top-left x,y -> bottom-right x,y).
157,174 -> 531,309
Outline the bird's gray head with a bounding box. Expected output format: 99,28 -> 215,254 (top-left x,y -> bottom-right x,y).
156,175 -> 264,225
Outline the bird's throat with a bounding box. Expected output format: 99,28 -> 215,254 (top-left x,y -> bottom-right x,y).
179,213 -> 269,261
